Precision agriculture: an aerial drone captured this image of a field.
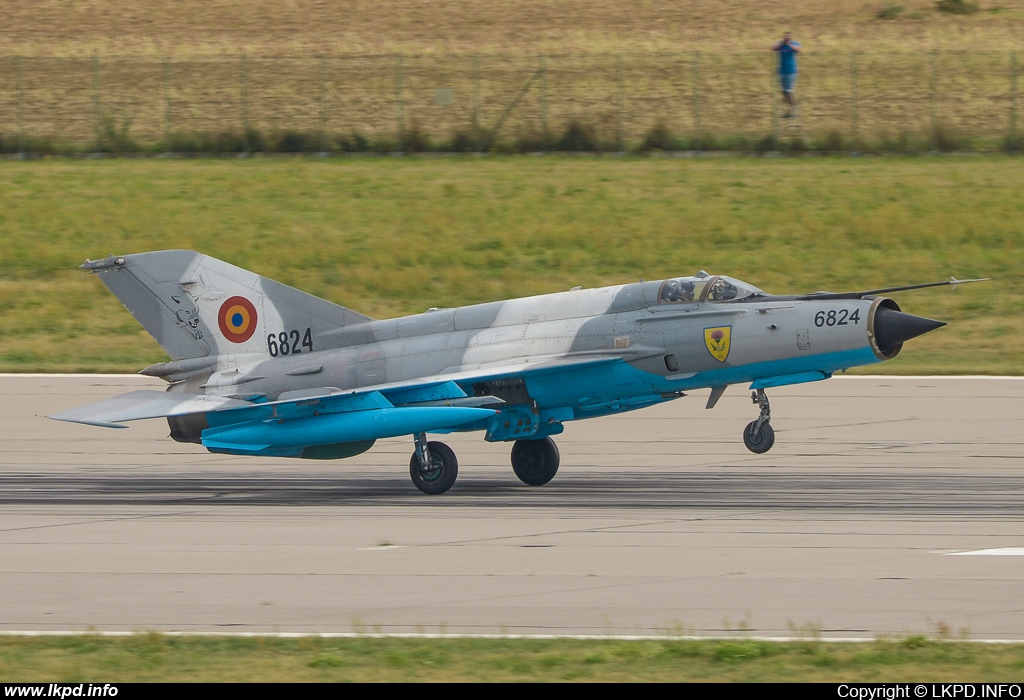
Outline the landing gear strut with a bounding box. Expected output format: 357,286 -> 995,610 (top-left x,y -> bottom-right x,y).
510,437 -> 560,486
743,389 -> 775,454
409,432 -> 458,495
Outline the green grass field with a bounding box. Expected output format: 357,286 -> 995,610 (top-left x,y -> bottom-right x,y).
2,634 -> 1024,682
0,156 -> 1019,374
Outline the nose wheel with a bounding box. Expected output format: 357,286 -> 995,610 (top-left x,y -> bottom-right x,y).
743,389 -> 775,454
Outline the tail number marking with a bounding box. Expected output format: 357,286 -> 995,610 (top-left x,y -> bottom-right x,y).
814,309 -> 860,328
267,328 -> 313,357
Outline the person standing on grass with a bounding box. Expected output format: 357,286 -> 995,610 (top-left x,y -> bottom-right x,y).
772,32 -> 802,118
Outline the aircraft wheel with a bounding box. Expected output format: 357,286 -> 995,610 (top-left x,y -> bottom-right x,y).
743,421 -> 775,454
510,437 -> 560,486
409,441 -> 458,495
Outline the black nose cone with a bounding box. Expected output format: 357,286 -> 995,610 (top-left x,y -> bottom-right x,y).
874,306 -> 947,352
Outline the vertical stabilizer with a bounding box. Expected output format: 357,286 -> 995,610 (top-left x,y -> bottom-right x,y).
83,251 -> 374,361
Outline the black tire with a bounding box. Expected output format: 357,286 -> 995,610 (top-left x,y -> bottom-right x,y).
510,437 -> 560,486
743,421 -> 775,454
409,441 -> 458,495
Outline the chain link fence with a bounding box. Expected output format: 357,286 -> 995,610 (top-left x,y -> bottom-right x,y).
0,52 -> 1019,154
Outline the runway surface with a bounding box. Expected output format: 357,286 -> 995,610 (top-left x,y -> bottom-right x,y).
1,374 -> 1022,639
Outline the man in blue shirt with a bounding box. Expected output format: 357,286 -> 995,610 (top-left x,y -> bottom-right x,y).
772,32 -> 802,118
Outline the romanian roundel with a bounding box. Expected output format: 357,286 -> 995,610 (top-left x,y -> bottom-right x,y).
218,296 -> 258,343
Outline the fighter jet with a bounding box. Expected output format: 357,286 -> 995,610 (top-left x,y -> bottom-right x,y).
52,251 -> 985,494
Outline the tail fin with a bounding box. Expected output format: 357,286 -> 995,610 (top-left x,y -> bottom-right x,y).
83,250 -> 374,361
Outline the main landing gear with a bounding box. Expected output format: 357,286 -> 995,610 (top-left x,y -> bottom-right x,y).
743,388 -> 775,454
510,436 -> 560,486
408,433 -> 563,494
409,433 -> 458,495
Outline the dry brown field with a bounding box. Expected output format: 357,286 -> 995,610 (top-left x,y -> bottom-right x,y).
3,1 -> 1023,56
1,2 -> 1023,151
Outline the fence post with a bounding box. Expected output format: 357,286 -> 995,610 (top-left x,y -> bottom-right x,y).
473,54 -> 482,152
1011,50 -> 1018,151
616,54 -> 625,152
540,54 -> 549,149
241,53 -> 250,155
93,55 -> 102,152
163,56 -> 171,152
930,49 -> 938,150
692,51 -> 700,152
850,52 -> 859,155
16,56 -> 25,158
395,55 -> 404,152
318,55 -> 327,150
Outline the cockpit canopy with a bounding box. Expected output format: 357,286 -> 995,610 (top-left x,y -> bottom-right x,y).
658,274 -> 764,304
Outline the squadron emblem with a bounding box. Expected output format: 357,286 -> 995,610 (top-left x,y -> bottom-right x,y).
218,296 -> 258,343
704,326 -> 732,363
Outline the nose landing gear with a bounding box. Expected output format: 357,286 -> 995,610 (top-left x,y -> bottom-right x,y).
743,389 -> 775,454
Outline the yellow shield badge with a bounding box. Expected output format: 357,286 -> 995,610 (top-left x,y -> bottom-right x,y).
704,326 -> 732,363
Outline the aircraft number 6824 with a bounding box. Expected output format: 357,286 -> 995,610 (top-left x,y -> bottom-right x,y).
814,309 -> 860,327
267,328 -> 313,357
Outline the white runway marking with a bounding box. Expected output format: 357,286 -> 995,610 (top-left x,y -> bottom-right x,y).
0,630 -> 1022,644
944,548 -> 1024,556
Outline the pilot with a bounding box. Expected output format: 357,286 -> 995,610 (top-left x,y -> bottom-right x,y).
679,280 -> 695,301
709,278 -> 738,301
661,280 -> 680,302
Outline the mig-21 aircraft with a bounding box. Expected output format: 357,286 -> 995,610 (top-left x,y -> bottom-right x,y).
52,251 -> 984,494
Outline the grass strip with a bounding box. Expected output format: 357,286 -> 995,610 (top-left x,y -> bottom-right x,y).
2,634 -> 1024,682
0,156 -> 1018,374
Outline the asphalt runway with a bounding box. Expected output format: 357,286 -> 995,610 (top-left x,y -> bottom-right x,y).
1,374 -> 1022,639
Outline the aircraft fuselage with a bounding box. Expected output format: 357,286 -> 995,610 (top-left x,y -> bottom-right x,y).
170,278 -> 892,437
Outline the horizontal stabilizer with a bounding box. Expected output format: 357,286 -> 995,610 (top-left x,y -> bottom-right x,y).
49,390 -> 252,428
